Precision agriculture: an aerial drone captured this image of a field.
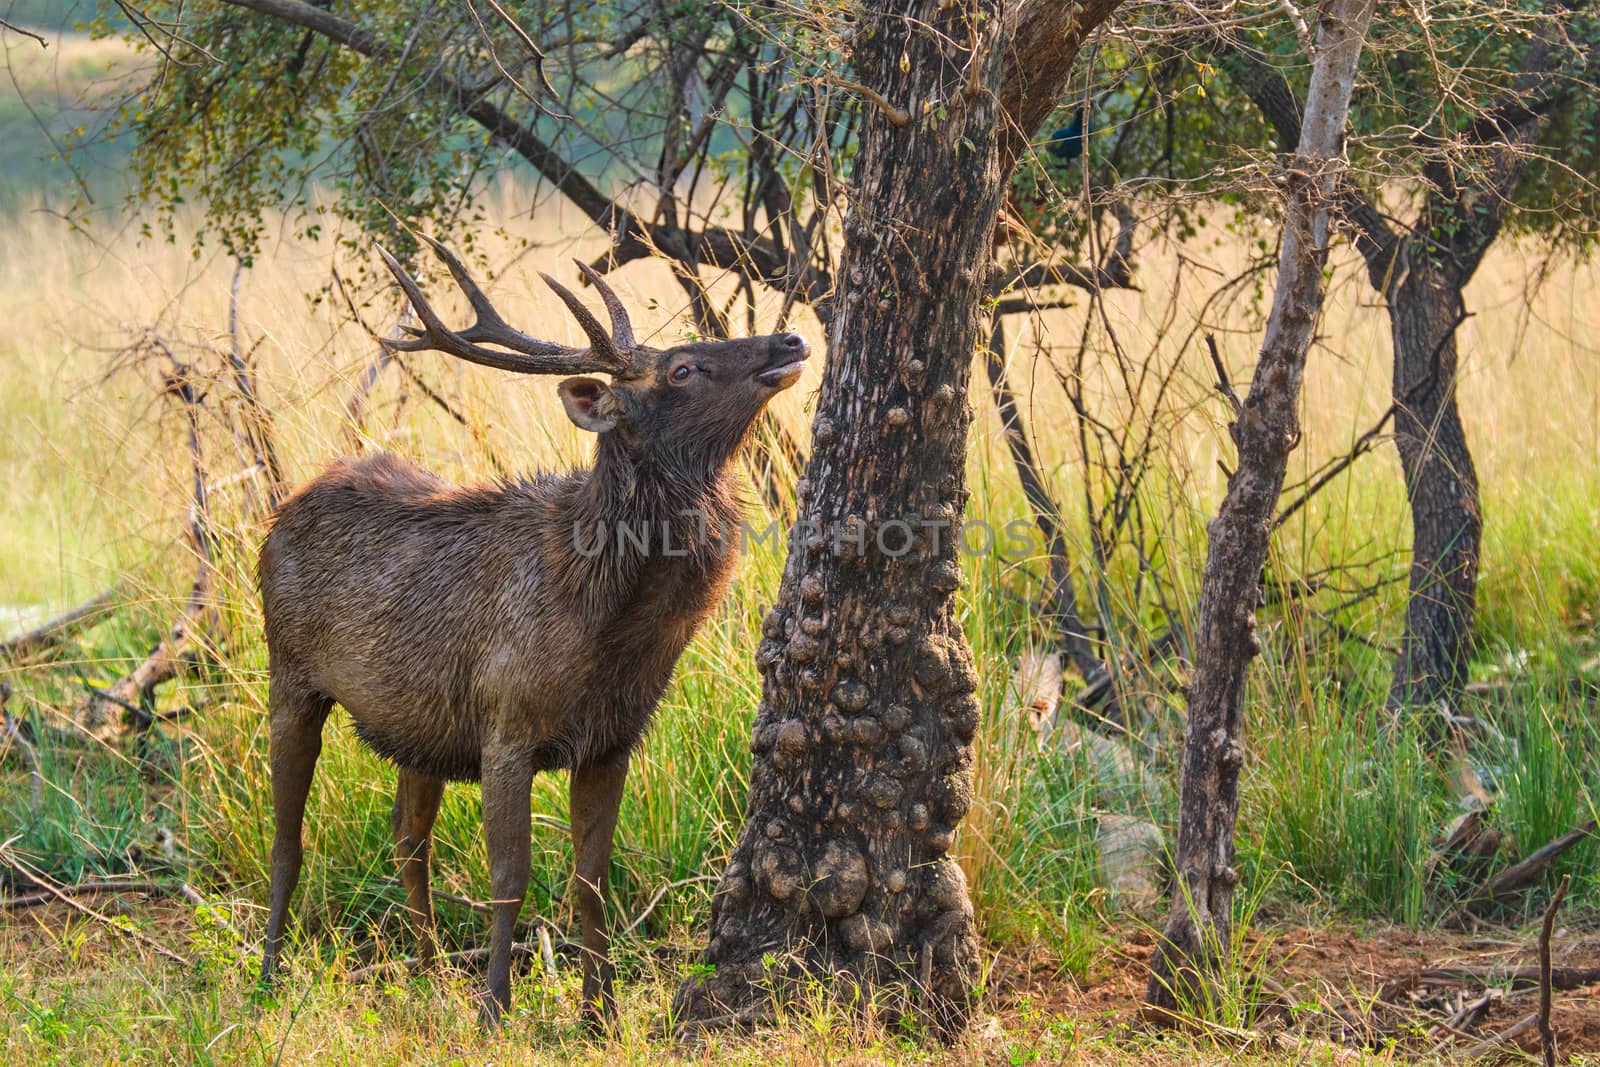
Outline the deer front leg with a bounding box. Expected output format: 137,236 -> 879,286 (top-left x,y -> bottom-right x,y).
569,754 -> 629,1026
479,751 -> 534,1025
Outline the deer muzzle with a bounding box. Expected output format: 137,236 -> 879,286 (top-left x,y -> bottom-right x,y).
755,333 -> 810,390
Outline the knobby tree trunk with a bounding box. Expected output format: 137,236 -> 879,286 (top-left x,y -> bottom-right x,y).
673,0 -> 1004,1037
1146,0 -> 1374,1015
1386,270 -> 1481,712
672,0 -> 1122,1037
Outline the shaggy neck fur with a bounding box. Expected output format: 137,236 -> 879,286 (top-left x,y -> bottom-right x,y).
538,423 -> 751,626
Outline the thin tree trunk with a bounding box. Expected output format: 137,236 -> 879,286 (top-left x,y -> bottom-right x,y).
1146,0 -> 1374,1015
1386,271 -> 1481,714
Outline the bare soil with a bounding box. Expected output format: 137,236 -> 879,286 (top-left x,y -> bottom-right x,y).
990,919 -> 1600,1061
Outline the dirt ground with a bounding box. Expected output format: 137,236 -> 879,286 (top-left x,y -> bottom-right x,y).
990,919 -> 1600,1061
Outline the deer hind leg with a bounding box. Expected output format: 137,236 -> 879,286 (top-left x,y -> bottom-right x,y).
260,683 -> 331,985
391,768 -> 446,965
569,754 -> 629,1026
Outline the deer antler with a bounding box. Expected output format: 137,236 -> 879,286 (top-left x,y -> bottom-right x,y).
374,238 -> 644,377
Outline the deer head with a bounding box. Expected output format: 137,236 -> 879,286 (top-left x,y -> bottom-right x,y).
376,238 -> 809,465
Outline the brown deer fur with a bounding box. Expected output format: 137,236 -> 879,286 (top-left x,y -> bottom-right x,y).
257,245 -> 808,1024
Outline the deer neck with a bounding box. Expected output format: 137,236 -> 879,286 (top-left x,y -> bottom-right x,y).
554,435 -> 743,615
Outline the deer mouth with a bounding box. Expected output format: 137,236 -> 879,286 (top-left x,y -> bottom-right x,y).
755,338 -> 810,390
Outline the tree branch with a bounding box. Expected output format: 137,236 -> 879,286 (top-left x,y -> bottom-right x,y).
994,200 -> 1138,294
998,0 -> 1124,172
0,17 -> 47,46
1211,39 -> 1399,274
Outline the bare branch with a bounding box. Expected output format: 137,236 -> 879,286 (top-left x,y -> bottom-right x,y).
0,17 -> 47,47
829,77 -> 910,126
0,589 -> 119,662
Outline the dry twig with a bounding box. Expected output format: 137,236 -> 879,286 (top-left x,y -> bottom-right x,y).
0,589 -> 119,661
0,848 -> 192,967
1538,874 -> 1571,1067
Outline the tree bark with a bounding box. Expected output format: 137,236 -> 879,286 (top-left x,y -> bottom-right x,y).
1145,0 -> 1374,1015
671,1 -> 1004,1034
1386,271 -> 1480,712
675,0 -> 1125,1036
1219,9 -> 1584,715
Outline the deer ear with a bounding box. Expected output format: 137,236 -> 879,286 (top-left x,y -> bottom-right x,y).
558,376 -> 619,433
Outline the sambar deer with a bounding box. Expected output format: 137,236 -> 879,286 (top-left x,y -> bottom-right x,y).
257,237 -> 808,1023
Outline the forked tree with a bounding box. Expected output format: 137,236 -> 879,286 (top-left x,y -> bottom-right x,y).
1146,0 -> 1375,1014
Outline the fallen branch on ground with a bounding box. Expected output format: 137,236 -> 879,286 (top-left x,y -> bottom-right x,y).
0,588 -> 120,662
1457,819 -> 1596,915
1426,990 -> 1500,1055
0,849 -> 193,967
1,879 -> 183,911
1413,964 -> 1600,991
1455,1011 -> 1539,1061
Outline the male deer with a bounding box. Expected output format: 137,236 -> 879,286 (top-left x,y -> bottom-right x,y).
257,237 -> 808,1023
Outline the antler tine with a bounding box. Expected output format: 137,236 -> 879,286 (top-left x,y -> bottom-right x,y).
374,243 -> 613,376
374,244 -> 467,349
416,234 -> 511,335
573,260 -> 636,349
540,272 -> 628,370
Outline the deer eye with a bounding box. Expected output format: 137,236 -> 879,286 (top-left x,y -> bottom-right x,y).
669,364 -> 695,384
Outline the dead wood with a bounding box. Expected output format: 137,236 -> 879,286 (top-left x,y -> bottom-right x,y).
1458,819 -> 1596,915
1456,1011 -> 1539,1061
73,358 -> 220,741
1412,965 -> 1600,992
0,588 -> 119,662
1427,990 -> 1501,1054
1538,875 -> 1571,1067
226,260 -> 287,508
2,879 -> 180,910
0,850 -> 192,967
